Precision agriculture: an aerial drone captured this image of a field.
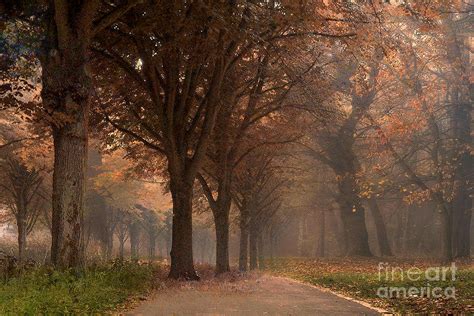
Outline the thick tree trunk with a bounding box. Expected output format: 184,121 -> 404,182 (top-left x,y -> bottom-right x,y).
367,199 -> 392,257
49,113 -> 88,268
451,104 -> 472,259
257,233 -> 265,270
214,208 -> 230,274
168,181 -> 199,280
41,32 -> 90,269
333,208 -> 348,255
17,217 -> 27,262
239,209 -> 249,271
342,205 -> 371,256
337,175 -> 372,257
440,207 -> 454,263
249,224 -> 258,270
453,203 -> 472,258
447,18 -> 472,259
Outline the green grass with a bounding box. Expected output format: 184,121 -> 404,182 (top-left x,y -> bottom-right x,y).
0,262 -> 156,314
267,258 -> 474,314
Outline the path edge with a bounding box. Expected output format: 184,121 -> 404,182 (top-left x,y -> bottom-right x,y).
274,276 -> 392,315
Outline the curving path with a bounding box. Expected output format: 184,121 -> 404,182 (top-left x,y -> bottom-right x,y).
129,275 -> 382,315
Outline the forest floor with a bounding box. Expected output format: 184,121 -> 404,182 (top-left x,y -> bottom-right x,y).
266,257 -> 474,314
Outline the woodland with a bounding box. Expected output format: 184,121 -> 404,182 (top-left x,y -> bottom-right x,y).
0,0 -> 472,314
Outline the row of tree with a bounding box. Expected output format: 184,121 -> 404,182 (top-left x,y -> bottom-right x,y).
0,0 -> 471,280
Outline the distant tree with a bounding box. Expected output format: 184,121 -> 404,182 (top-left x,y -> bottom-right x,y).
0,158 -> 45,262
115,208 -> 130,261
135,204 -> 162,260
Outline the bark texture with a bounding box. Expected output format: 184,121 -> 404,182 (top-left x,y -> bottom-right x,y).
40,1 -> 96,269
214,208 -> 231,274
168,181 -> 199,280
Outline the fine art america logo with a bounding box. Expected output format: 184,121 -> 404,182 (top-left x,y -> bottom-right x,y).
377,262 -> 456,299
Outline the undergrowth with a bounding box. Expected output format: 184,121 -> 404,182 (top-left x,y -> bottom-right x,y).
0,261 -> 157,314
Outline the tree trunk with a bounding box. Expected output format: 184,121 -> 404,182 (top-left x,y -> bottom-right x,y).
440,207 -> 454,263
213,191 -> 231,274
337,175 -> 372,257
201,172 -> 232,274
269,226 -> 275,262
316,209 -> 325,257
214,208 -> 230,274
165,237 -> 170,260
342,204 -> 371,256
119,239 -> 125,261
129,222 -> 140,260
367,199 -> 392,257
333,208 -> 347,255
447,16 -> 472,259
106,230 -> 113,260
49,113 -> 88,268
297,217 -> 305,256
41,29 -> 90,270
239,209 -> 249,271
451,105 -> 472,258
17,216 -> 27,262
148,233 -> 156,260
249,224 -> 258,270
257,233 -> 265,270
453,203 -> 472,258
401,204 -> 412,256
168,181 -> 199,280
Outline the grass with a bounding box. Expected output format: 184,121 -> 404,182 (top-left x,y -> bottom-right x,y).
266,257 -> 474,314
0,261 -> 157,314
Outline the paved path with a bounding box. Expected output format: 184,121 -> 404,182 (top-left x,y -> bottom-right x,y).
129,275 -> 381,315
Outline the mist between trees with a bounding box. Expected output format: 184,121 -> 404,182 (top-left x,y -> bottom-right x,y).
0,0 -> 472,279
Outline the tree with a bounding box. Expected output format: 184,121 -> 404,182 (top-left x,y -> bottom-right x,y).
41,0 -> 141,269
115,208 -> 129,261
233,148 -> 288,271
347,1 -> 472,262
93,1 -> 272,279
1,0 -> 141,269
307,46 -> 387,256
196,40 -> 300,273
0,158 -> 45,261
136,204 -> 162,260
0,105 -> 51,262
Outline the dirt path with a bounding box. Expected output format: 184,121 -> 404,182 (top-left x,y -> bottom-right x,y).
129,275 -> 381,315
